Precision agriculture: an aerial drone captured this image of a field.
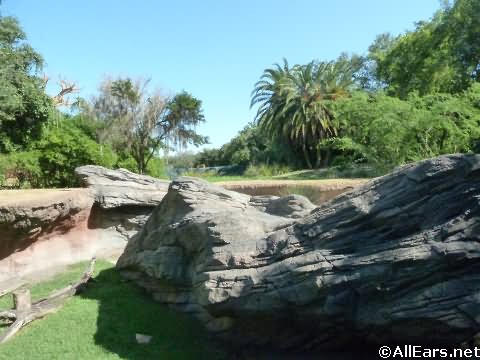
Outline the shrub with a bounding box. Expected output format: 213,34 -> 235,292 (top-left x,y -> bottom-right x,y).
243,164 -> 292,177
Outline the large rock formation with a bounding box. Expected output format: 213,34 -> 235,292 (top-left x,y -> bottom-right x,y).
75,165 -> 170,242
0,189 -> 93,260
0,166 -> 170,282
117,154 -> 480,350
75,165 -> 170,209
0,189 -> 101,282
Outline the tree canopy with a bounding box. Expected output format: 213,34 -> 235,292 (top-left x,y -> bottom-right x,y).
370,0 -> 480,98
0,16 -> 52,153
81,77 -> 208,174
251,56 -> 360,168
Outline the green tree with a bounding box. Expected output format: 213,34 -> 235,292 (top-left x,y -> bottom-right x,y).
0,15 -> 52,152
85,77 -> 208,174
218,124 -> 270,166
0,114 -> 118,188
194,148 -> 223,167
331,85 -> 480,168
370,0 -> 480,97
251,56 -> 357,168
34,118 -> 117,187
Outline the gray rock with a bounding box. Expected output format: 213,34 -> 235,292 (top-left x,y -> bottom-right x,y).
74,165 -> 171,243
117,154 -> 480,350
75,165 -> 170,209
250,194 -> 316,218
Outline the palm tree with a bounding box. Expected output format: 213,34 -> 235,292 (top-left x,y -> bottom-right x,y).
251,57 -> 356,168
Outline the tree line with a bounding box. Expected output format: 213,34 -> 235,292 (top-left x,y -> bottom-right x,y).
1,0 -> 479,187
195,0 -> 480,172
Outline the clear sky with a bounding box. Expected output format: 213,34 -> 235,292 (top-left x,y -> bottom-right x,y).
3,0 -> 441,150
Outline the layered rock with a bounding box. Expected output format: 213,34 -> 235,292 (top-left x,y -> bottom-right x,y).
75,165 -> 170,209
75,165 -> 170,242
0,166 -> 170,282
117,154 -> 480,350
0,189 -> 102,281
0,189 -> 93,260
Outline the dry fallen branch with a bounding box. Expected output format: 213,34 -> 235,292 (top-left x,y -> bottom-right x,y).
0,279 -> 25,299
0,258 -> 96,344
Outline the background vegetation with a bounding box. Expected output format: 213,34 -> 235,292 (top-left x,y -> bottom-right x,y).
0,13 -> 207,188
1,0 -> 479,187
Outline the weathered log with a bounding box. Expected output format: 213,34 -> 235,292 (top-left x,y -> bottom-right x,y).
13,289 -> 31,314
117,154 -> 480,351
0,279 -> 25,298
0,258 -> 96,344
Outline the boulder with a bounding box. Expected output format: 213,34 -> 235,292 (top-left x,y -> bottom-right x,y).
117,154 -> 480,351
75,165 -> 171,243
74,165 -> 170,209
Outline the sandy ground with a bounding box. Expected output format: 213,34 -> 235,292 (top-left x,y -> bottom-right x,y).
217,178 -> 369,190
0,179 -> 368,206
0,188 -> 91,207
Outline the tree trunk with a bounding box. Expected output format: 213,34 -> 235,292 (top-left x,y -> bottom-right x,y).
302,145 -> 313,169
314,147 -> 322,169
321,148 -> 332,168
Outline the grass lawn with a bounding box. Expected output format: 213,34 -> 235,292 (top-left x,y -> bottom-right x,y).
193,175 -> 272,182
185,165 -> 382,183
0,261 -> 225,360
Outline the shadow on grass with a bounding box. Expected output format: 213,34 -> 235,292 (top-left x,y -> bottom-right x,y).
80,267 -> 225,360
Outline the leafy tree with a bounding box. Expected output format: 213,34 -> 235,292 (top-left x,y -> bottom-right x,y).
370,0 -> 480,97
167,151 -> 197,169
84,77 -> 208,174
219,124 -> 271,166
194,148 -> 223,167
251,56 -> 358,168
34,117 -> 117,187
0,114 -> 118,188
331,85 -> 480,168
163,91 -> 209,149
0,15 -> 52,152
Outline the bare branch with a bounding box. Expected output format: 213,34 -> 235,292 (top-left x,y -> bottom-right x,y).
52,78 -> 80,107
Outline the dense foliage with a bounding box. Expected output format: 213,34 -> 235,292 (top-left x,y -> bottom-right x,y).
0,13 -> 205,187
200,0 -> 480,173
0,16 -> 52,153
1,0 -> 479,187
329,85 -> 480,168
370,0 -> 480,97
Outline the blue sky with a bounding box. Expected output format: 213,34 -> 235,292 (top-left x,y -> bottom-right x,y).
3,0 -> 441,150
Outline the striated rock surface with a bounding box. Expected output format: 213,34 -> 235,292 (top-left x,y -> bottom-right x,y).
75,165 -> 170,209
0,166 -> 170,282
117,154 -> 480,350
0,189 -> 107,282
75,165 -> 171,243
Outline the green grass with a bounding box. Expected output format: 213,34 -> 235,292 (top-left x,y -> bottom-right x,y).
191,175 -> 271,182
0,261 -> 225,360
182,164 -> 382,183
